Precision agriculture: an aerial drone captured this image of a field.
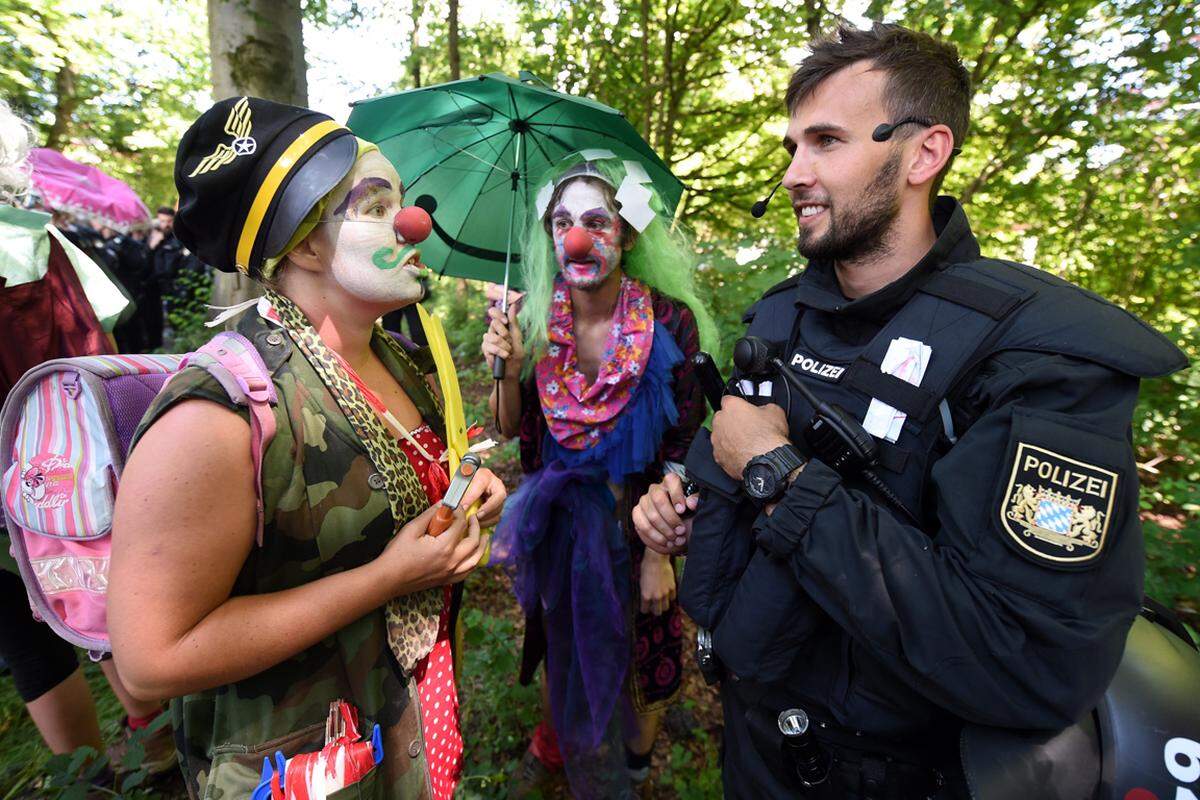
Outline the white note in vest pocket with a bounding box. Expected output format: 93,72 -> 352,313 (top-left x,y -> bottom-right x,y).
862,337 -> 932,443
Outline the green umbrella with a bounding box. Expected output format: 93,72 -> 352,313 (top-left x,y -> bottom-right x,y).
347,71 -> 684,292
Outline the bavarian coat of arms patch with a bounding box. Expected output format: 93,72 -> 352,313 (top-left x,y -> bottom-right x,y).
999,442 -> 1118,567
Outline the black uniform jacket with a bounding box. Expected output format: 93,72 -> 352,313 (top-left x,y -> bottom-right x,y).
679,198 -> 1188,796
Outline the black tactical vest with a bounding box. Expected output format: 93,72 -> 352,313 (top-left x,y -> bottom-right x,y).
680,253 -> 1185,649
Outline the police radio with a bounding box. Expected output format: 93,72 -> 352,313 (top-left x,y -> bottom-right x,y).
732,336 -> 920,524
691,351 -> 727,413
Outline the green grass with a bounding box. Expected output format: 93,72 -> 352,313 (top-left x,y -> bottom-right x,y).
0,660 -> 125,799
3,277 -> 1190,797
4,507 -> 1193,798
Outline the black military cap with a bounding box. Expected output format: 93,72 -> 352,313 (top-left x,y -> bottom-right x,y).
174,96 -> 357,278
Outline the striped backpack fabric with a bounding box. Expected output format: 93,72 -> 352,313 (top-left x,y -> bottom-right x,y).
0,333 -> 276,656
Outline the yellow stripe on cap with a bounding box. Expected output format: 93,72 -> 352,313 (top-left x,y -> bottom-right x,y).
235,119 -> 346,273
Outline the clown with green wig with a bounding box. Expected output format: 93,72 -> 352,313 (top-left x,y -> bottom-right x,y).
108,96 -> 508,800
483,152 -> 718,797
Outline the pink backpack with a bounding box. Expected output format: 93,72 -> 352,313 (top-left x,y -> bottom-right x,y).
0,332 -> 277,657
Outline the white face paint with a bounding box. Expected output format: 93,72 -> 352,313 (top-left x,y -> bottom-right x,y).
549,179 -> 624,289
321,150 -> 425,306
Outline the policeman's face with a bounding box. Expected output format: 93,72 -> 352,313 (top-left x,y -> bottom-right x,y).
156,213 -> 173,234
315,150 -> 426,306
782,62 -> 904,264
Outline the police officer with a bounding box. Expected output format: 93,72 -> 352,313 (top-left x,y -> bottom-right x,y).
633,22 -> 1188,799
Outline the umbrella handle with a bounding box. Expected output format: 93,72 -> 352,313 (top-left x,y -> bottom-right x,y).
492,355 -> 507,380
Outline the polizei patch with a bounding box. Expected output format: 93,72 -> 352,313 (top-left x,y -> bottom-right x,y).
999,443 -> 1117,567
788,351 -> 846,382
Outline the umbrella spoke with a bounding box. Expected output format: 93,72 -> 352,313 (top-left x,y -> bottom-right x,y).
524,97 -> 566,124
525,131 -> 564,174
443,156 -> 517,267
408,128 -> 511,188
473,124 -> 533,198
438,87 -> 512,122
348,72 -> 681,285
440,90 -> 511,167
525,119 -> 629,141
525,121 -> 666,161
507,84 -> 519,123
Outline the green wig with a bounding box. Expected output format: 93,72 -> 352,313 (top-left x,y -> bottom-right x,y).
517,153 -> 718,368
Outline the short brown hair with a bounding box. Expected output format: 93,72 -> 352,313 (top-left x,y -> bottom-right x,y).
787,23 -> 970,194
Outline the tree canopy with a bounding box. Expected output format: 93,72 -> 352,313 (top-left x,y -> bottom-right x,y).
0,0 -> 209,206
3,0 -> 1196,483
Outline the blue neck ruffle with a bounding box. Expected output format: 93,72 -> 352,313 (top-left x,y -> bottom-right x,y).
542,323 -> 683,481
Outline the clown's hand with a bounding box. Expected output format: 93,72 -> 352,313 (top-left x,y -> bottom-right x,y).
459,466 -> 506,529
482,306 -> 525,377
639,549 -> 676,616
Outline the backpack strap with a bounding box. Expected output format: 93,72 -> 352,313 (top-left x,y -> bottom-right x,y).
181,331 -> 278,546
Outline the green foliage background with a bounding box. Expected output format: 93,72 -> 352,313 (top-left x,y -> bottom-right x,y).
1,0 -> 1196,796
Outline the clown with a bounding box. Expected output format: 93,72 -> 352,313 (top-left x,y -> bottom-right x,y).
108,97 -> 506,800
482,153 -> 718,797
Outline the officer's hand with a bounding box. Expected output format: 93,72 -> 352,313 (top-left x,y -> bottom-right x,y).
632,472 -> 698,555
639,549 -> 676,616
711,395 -> 791,481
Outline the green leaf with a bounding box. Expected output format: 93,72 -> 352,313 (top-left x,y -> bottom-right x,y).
120,768 -> 147,793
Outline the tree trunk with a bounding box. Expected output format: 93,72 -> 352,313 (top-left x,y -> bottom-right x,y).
410,0 -> 423,88
205,0 -> 307,309
441,0 -> 466,294
44,59 -> 78,151
658,0 -> 676,158
803,0 -> 822,38
448,0 -> 461,81
639,0 -> 653,142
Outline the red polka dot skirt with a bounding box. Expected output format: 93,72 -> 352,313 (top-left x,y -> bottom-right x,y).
412,589 -> 461,800
397,425 -> 462,800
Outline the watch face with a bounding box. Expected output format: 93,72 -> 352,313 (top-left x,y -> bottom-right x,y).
744,461 -> 779,500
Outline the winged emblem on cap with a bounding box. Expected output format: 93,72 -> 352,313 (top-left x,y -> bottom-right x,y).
188,97 -> 256,178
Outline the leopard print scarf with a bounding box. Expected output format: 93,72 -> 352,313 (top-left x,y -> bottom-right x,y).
266,289 -> 441,674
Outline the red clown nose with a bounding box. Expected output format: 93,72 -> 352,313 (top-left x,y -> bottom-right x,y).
563,227 -> 593,261
393,206 -> 432,244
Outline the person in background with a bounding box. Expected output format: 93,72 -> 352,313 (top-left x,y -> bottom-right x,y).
0,96 -> 175,780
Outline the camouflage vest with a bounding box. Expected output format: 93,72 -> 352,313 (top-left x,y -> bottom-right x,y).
130,310 -> 445,800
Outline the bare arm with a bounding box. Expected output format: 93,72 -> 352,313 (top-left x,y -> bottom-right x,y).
482,306 -> 524,438
108,399 -> 493,701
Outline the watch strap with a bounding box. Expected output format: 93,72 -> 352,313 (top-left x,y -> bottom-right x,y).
763,444 -> 805,476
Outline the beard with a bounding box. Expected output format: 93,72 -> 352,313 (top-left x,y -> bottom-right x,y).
556,244 -> 622,291
796,151 -> 902,263
560,258 -> 617,291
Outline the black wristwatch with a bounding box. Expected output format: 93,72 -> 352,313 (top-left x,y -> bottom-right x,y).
743,444 -> 806,503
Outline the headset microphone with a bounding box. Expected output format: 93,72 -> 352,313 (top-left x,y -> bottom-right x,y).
750,182 -> 783,218
872,117 -> 931,143
873,118 -> 963,156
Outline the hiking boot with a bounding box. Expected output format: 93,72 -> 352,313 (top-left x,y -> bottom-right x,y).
107,715 -> 178,776
507,747 -> 561,798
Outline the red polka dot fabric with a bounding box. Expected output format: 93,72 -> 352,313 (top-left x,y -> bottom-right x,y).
397,425 -> 462,800
412,592 -> 461,800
